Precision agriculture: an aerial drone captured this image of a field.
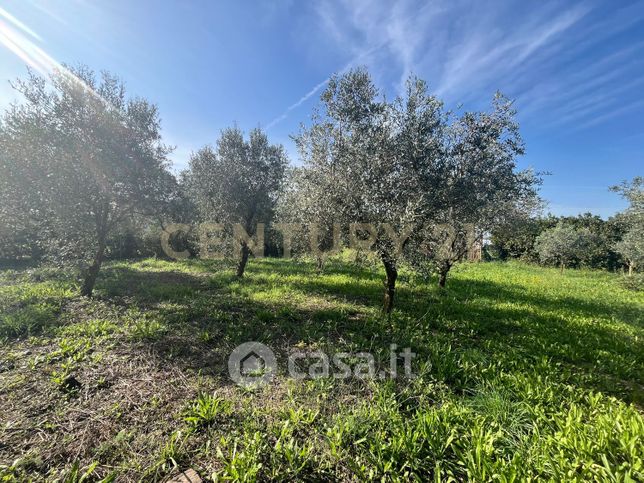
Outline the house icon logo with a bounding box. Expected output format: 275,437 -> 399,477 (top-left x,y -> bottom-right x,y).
228,342 -> 276,387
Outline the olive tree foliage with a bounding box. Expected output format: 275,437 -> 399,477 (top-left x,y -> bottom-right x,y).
275,166 -> 341,269
408,95 -> 539,287
612,177 -> 644,275
291,68 -> 537,311
0,66 -> 175,295
534,222 -> 591,272
615,228 -> 644,275
490,213 -> 627,270
291,69 -> 445,312
185,127 -> 287,277
0,170 -> 45,261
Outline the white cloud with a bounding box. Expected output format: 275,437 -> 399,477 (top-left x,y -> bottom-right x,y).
575,98 -> 644,130
434,4 -> 589,100
304,0 -> 644,132
265,0 -> 443,129
271,0 -> 590,130
265,77 -> 330,130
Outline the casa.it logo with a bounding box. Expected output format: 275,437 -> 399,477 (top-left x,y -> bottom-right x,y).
228,341 -> 277,387
228,342 -> 417,387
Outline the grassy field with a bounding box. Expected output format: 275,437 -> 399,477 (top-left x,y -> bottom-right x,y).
0,256 -> 643,481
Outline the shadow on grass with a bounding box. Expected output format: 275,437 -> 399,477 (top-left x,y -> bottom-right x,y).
450,276 -> 642,329
22,259 -> 640,403
91,263 -> 379,378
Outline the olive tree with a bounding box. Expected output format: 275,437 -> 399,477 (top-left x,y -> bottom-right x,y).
615,228 -> 643,275
612,177 -> 644,275
0,66 -> 174,296
294,68 -> 536,310
535,222 -> 590,272
275,166 -> 341,269
185,127 -> 287,277
416,95 -> 539,287
293,69 -> 446,312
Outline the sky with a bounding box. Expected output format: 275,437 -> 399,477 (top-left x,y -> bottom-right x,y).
0,0 -> 642,218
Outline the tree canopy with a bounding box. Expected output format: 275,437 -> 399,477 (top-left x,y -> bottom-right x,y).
2,63 -> 638,304
0,66 -> 174,295
535,222 -> 592,272
185,126 -> 287,276
612,177 -> 644,275
292,68 -> 537,310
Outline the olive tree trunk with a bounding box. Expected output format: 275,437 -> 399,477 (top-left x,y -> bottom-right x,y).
80,235 -> 106,297
382,255 -> 398,314
236,242 -> 250,277
316,256 -> 325,273
438,261 -> 452,288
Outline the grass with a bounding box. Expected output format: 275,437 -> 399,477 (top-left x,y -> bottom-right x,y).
0,256 -> 642,481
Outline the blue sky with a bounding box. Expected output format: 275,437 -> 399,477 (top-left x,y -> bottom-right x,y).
0,0 -> 642,218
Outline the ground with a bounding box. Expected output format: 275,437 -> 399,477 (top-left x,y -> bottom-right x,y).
0,256 -> 642,481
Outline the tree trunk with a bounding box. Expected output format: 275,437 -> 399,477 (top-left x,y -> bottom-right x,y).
382,256 -> 398,314
438,262 -> 451,288
628,262 -> 633,276
80,238 -> 106,297
560,262 -> 565,274
236,242 -> 250,277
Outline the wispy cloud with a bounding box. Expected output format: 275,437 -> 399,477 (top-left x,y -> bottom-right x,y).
265,0 -> 442,129
434,4 -> 589,100
266,0 -> 591,130
26,0 -> 69,26
517,39 -> 644,128
576,98 -> 644,130
265,77 -> 330,130
292,0 -> 644,134
315,0 -> 443,89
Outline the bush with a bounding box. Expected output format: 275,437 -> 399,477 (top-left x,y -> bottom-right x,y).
620,273 -> 644,291
535,222 -> 591,270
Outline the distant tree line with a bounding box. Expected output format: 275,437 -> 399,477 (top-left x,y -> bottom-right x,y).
490,213 -> 628,270
489,177 -> 643,275
0,64 -> 640,307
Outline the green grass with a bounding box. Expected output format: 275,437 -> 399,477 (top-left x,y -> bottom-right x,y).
0,257 -> 642,481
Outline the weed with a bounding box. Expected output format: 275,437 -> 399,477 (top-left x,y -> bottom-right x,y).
183,393 -> 233,430
1,258 -> 642,481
